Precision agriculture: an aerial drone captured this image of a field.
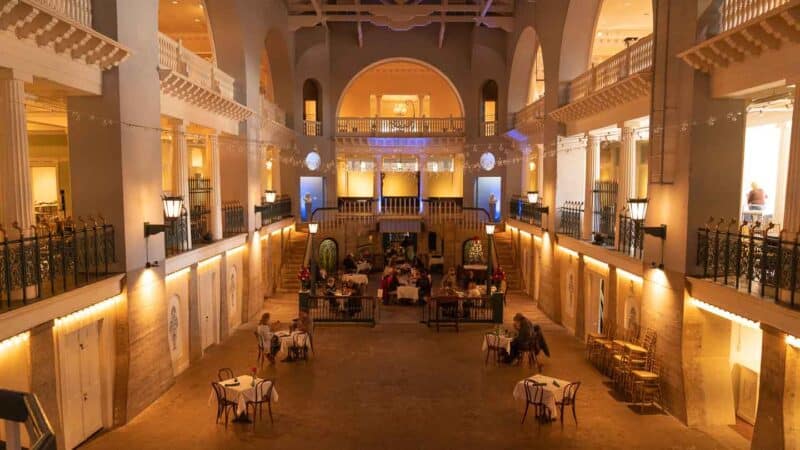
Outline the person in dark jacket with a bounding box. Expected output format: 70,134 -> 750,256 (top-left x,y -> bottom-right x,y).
504,313 -> 534,364
343,253 -> 357,273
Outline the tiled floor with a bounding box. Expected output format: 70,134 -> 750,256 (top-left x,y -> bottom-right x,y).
82,290 -> 748,450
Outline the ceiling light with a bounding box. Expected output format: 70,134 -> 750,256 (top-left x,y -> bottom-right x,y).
171,0 -> 178,4
194,18 -> 201,22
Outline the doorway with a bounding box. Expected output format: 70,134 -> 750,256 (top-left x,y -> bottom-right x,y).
59,321 -> 103,450
198,271 -> 218,350
300,176 -> 325,221
475,176 -> 502,222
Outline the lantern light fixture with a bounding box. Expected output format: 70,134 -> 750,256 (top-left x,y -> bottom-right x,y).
308,222 -> 319,234
264,190 -> 277,204
628,198 -> 648,221
485,223 -> 496,236
527,191 -> 539,204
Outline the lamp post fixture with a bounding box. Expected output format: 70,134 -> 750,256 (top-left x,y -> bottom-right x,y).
627,198 -> 648,222
485,222 -> 495,289
264,190 -> 277,204
143,195 -> 185,268
527,191 -> 539,204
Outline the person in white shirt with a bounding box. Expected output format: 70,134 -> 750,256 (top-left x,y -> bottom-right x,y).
257,313 -> 281,364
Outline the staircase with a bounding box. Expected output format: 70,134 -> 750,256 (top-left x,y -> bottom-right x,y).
493,231 -> 521,291
280,230 -> 308,292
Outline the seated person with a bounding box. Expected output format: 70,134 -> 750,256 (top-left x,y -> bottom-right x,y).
503,313 -> 534,364
441,267 -> 458,289
324,277 -> 338,309
416,270 -> 432,303
461,270 -> 477,290
466,281 -> 482,298
343,253 -> 357,273
291,310 -> 314,334
257,312 -> 282,364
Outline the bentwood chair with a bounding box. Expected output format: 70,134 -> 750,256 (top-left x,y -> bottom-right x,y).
483,333 -> 503,366
521,380 -> 551,426
289,332 -> 310,361
246,379 -> 276,429
255,331 -> 266,367
211,382 -> 238,428
632,361 -> 662,412
516,341 -> 540,371
218,368 -> 234,381
555,381 -> 581,429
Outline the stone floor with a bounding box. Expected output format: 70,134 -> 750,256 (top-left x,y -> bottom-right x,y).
82,290 -> 749,450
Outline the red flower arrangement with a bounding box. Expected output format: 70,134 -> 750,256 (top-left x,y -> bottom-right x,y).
297,266 -> 311,281
492,266 -> 506,282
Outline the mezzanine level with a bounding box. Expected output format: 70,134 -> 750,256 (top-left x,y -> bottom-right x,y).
335,117 -> 465,137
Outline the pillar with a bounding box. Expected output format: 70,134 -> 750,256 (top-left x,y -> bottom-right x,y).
171,119 -> 192,248
0,69 -> 33,230
752,325 -> 787,449
418,153 -> 427,213
781,87 -> 800,233
209,134 -> 223,241
375,153 -> 383,213
616,127 -> 636,244
583,134 -> 599,241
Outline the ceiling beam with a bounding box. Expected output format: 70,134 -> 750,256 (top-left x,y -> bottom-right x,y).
356,0 -> 363,47
439,0 -> 447,48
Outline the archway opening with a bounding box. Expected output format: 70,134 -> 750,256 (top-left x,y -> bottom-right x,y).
481,80 -> 499,137
303,79 -> 322,136
590,0 -> 653,64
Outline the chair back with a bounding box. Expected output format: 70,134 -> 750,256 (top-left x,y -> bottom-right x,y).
562,381 -> 581,406
218,368 -> 234,381
254,379 -> 275,402
254,331 -> 266,350
523,379 -> 544,405
292,331 -> 309,348
211,382 -> 227,403
602,321 -> 615,339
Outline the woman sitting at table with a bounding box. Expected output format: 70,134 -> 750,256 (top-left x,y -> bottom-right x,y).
503,313 -> 534,364
441,267 -> 458,289
257,313 -> 282,364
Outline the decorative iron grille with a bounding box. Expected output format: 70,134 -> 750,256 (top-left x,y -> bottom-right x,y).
592,180 -> 618,246
222,201 -> 245,237
558,201 -> 583,239
188,177 -> 212,244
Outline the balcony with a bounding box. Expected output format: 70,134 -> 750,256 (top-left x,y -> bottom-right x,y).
678,0 -> 800,77
257,195 -> 293,227
260,96 -> 293,147
512,98 -> 545,135
697,218 -> 799,310
0,217 -> 116,313
509,196 -> 543,228
335,117 -> 465,137
557,201 -> 584,240
550,35 -> 654,123
157,32 -> 253,122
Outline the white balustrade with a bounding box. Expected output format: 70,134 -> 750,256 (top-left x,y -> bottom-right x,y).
514,97 -> 545,127
157,32 -> 236,100
336,117 -> 465,136
722,0 -> 790,32
31,0 -> 91,27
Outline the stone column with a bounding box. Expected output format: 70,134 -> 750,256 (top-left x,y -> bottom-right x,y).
417,153 -> 427,213
375,153 -> 383,213
0,69 -> 33,230
208,134 -> 223,241
781,88 -> 800,233
752,324 -> 788,449
583,134 -> 599,241
171,119 -> 192,248
616,127 -> 635,245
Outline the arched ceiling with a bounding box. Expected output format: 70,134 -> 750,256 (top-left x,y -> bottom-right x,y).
591,0 -> 653,64
159,0 -> 215,60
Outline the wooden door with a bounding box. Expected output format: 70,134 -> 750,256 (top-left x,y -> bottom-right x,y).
60,322 -> 102,449
199,272 -> 215,349
79,323 -> 103,440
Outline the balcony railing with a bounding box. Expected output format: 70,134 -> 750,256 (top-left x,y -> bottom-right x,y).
188,178 -> 212,244
303,120 -> 322,136
0,389 -> 56,450
568,34 -> 654,103
1,218 -> 115,312
165,211 -> 190,257
513,98 -> 545,130
32,0 -> 91,27
618,214 -> 644,259
558,201 -> 584,239
336,117 -> 465,137
259,195 -> 292,227
509,196 -> 543,228
592,180 -> 618,246
222,201 -> 246,237
382,196 -> 419,216
157,32 -> 236,100
697,219 -> 799,309
721,0 -> 791,32
482,121 -> 498,137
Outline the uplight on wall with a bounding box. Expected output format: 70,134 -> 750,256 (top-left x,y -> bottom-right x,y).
0,331 -> 29,353
690,298 -> 760,329
265,160 -> 273,170
264,190 -> 277,203
54,295 -> 121,329
787,335 -> 800,349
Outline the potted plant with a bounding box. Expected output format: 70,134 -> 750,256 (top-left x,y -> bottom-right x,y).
298,266 -> 311,292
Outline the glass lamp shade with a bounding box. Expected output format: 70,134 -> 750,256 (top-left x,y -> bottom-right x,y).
628,198 -> 648,221
527,191 -> 539,204
308,222 -> 319,234
264,190 -> 277,203
485,223 -> 496,235
162,195 -> 184,219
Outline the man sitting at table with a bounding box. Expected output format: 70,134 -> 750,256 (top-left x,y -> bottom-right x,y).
503,313 -> 534,364
343,253 -> 357,273
416,269 -> 432,304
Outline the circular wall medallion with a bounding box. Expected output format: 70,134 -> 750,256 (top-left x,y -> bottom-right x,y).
305,151 -> 321,171
479,152 -> 496,171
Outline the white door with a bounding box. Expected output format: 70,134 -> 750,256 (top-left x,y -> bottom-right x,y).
199,272 -> 215,349
60,322 -> 103,450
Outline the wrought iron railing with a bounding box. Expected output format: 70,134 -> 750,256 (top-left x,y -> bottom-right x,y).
259,195 -> 292,227
0,218 -> 115,311
618,213 -> 644,259
164,211 -> 190,257
558,201 -> 584,239
302,295 -> 377,325
188,177 -> 212,243
222,201 -> 245,237
0,389 -> 56,450
509,196 -> 543,227
424,295 -> 503,329
336,117 -> 465,137
697,219 -> 799,309
592,180 -> 618,246
303,120 -> 322,136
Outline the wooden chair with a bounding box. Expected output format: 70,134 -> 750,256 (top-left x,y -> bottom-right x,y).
211,382 -> 238,428
254,331 -> 266,367
521,380 -> 551,426
289,332 -> 310,361
555,381 -> 581,429
516,341 -> 540,371
246,379 -> 276,429
632,361 -> 662,411
218,368 -> 234,381
483,333 -> 503,366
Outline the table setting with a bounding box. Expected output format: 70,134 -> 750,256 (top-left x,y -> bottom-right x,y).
512,374 -> 570,419
209,374 -> 279,421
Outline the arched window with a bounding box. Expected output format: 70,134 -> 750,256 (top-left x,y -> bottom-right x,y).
481,80 -> 498,137
527,45 -> 545,104
303,79 -> 322,136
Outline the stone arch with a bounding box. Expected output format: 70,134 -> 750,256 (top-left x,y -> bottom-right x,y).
335,57 -> 465,118
264,28 -> 295,124
508,26 -> 541,114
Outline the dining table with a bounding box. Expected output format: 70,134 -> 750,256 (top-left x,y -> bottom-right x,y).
342,273 -> 369,285
274,330 -> 312,358
396,285 -> 419,301
482,332 -> 513,354
210,375 -> 279,421
512,374 -> 571,419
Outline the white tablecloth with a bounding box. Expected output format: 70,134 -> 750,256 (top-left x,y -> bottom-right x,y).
356,261 -> 372,273
482,333 -> 513,353
275,331 -> 312,358
211,375 -> 278,416
342,273 -> 369,285
397,285 -> 419,301
463,264 -> 488,271
512,374 -> 570,418
429,255 -> 444,267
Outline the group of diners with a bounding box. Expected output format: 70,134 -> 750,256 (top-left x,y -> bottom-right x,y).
256,311 -> 313,364
379,259 -> 432,305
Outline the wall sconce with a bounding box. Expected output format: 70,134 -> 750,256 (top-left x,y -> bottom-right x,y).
308,222 -> 319,234
527,191 -> 538,204
485,223 -> 495,235
143,195 -> 184,267
628,198 -> 648,221
265,159 -> 273,170
264,190 -> 277,204
529,161 -> 536,172
643,224 -> 667,240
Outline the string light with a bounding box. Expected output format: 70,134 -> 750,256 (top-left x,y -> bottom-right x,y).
690,298 -> 760,329
53,295 -> 121,329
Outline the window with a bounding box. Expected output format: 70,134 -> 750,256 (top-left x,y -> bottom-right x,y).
302,79 -> 321,136
481,80 -> 499,136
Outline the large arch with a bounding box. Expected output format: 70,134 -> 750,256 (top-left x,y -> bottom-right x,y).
559,0 -> 603,82
507,26 -> 540,114
335,57 -> 465,118
264,28 -> 295,123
